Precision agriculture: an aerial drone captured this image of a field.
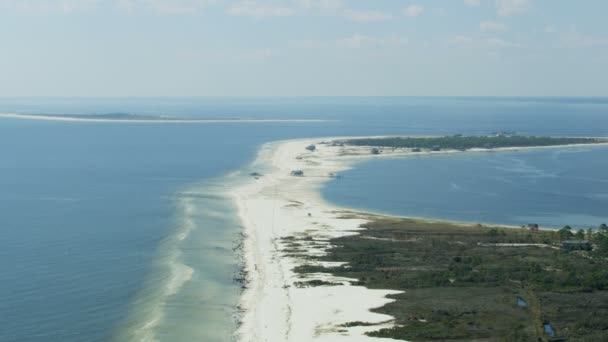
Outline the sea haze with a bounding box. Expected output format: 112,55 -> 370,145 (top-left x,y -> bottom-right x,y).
1,97 -> 608,341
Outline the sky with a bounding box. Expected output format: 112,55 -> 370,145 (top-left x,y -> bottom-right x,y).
0,0 -> 607,97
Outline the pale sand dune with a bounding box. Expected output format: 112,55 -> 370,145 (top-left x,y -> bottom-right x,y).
233,137 -> 608,342
0,113 -> 326,123
234,139 -> 404,342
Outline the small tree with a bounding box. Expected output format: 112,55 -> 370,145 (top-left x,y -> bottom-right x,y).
559,226 -> 574,241
575,229 -> 585,240
597,234 -> 608,256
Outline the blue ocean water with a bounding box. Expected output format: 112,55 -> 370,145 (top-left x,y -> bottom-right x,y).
1,97 -> 608,341
323,146 -> 608,229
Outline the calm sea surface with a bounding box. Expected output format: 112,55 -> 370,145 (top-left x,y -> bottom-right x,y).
324,146 -> 608,229
1,97 -> 607,341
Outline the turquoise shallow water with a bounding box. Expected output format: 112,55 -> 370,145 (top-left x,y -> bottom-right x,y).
1,97 -> 608,341
112,178 -> 245,342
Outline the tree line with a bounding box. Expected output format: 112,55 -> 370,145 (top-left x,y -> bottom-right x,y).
343,135 -> 603,150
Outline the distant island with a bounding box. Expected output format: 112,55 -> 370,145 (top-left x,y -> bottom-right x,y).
0,112 -> 325,123
340,135 -> 606,151
43,113 -> 174,120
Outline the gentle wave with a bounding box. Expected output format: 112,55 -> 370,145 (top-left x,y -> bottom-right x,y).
115,195 -> 197,342
113,175 -> 246,342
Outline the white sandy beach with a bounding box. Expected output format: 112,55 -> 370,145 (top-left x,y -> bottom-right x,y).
0,113 -> 325,123
233,136 -> 608,342
233,138 -> 404,342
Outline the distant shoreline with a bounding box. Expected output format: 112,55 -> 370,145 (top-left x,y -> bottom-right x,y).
0,113 -> 327,123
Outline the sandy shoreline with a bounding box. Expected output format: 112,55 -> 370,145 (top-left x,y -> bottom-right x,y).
232,137 -> 608,342
0,113 -> 326,123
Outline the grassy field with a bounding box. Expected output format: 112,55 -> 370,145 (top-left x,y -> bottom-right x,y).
293,216 -> 608,341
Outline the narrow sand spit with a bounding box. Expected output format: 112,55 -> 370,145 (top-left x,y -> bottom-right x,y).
233,137 -> 608,342
0,113 -> 325,123
234,139 -> 407,342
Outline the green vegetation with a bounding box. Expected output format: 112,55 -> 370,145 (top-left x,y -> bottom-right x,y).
342,135 -> 604,151
294,218 -> 608,341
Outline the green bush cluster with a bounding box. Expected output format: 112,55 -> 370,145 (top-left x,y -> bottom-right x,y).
293,218 -> 608,340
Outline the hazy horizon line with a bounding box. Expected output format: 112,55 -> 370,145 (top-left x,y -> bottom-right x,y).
1,95 -> 608,99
